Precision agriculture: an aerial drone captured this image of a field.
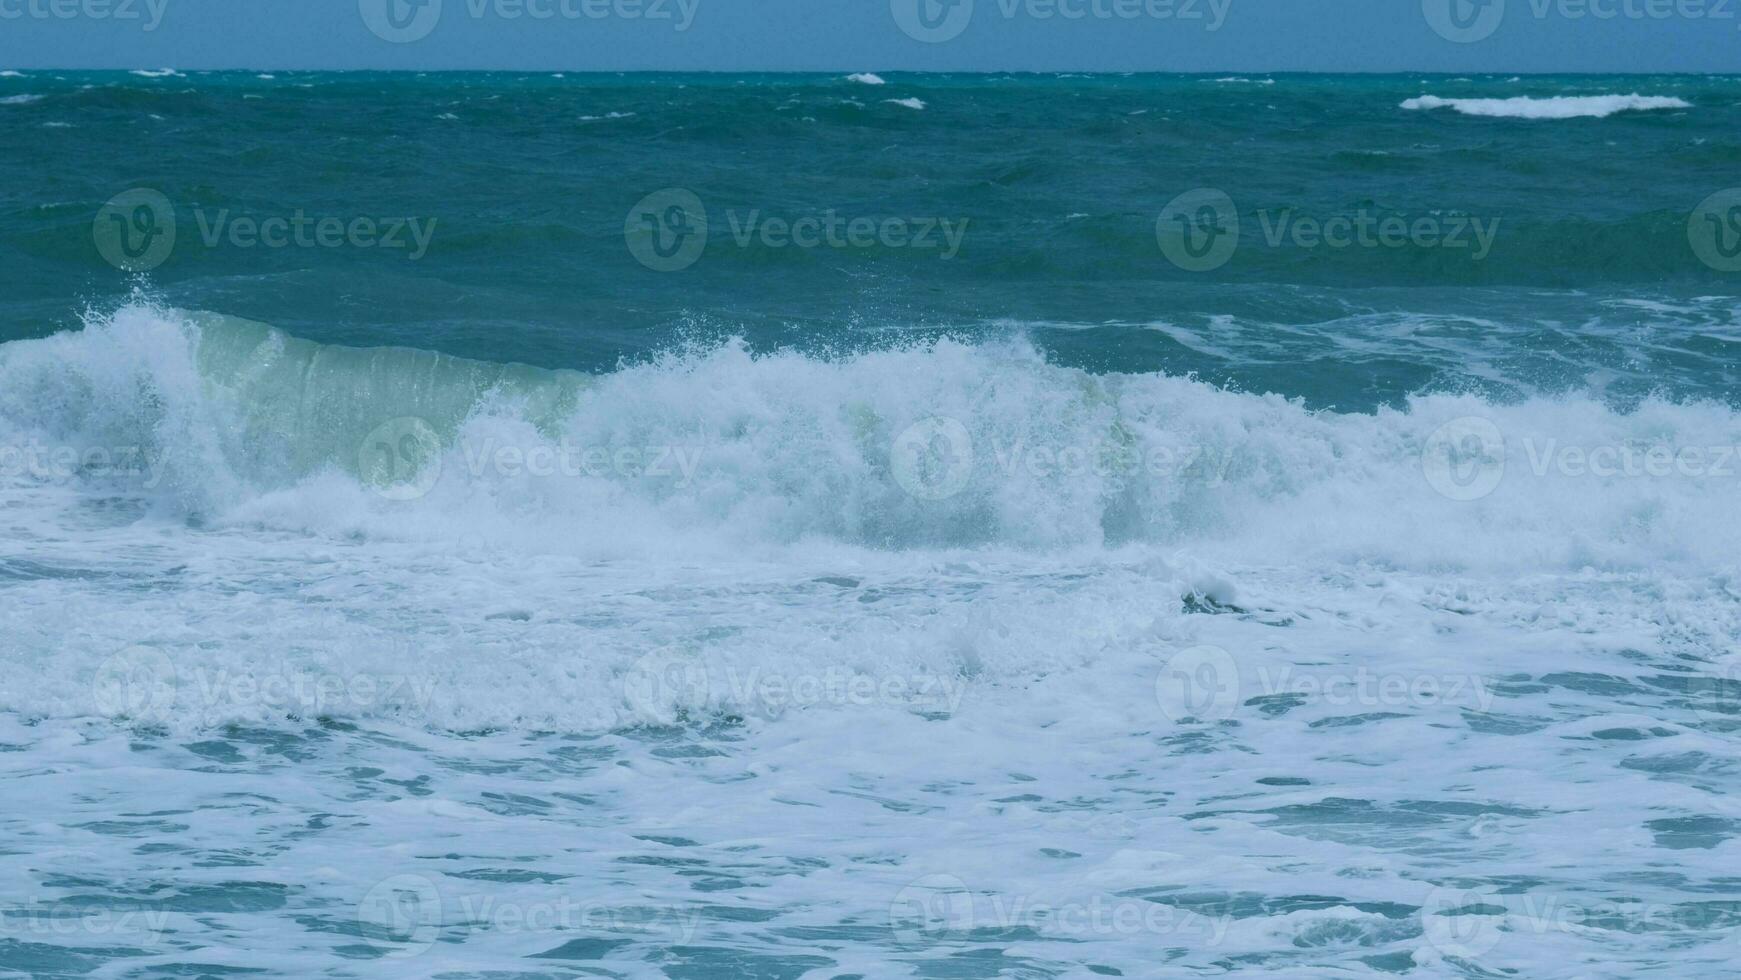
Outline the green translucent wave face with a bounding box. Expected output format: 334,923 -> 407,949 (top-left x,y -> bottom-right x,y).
186,311 -> 589,487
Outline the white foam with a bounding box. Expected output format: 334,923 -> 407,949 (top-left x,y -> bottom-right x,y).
884,97 -> 925,110
7,305 -> 1741,575
0,94 -> 41,105
2,305 -> 1739,737
846,72 -> 886,85
129,68 -> 182,78
1401,93 -> 1691,119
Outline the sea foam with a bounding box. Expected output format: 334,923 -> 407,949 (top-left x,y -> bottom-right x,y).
1401,93 -> 1691,119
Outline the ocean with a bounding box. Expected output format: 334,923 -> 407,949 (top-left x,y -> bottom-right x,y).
1,71 -> 1740,978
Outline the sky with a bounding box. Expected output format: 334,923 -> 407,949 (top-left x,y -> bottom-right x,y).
0,0 -> 1737,72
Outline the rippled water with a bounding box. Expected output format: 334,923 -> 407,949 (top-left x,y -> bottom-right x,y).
3,72 -> 1740,979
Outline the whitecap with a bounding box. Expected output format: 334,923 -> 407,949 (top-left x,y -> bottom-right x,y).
847,72 -> 886,85
1401,93 -> 1691,119
884,97 -> 925,110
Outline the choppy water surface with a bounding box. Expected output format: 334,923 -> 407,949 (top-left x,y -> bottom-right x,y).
1,73 -> 1740,978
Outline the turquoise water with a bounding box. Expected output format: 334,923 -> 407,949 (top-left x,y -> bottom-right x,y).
1,72 -> 1740,978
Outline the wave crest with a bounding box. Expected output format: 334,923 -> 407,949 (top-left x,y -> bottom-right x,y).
1401,93 -> 1691,119
3,305 -> 1740,573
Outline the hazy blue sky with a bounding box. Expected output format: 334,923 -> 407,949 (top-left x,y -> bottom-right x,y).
0,0 -> 1736,72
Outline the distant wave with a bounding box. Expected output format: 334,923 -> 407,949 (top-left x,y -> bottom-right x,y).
0,94 -> 41,105
1401,93 -> 1691,119
846,72 -> 886,86
884,97 -> 925,110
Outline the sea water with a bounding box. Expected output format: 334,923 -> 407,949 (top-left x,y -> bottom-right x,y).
1,72 -> 1739,978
